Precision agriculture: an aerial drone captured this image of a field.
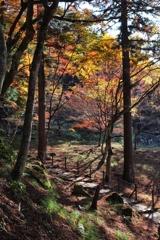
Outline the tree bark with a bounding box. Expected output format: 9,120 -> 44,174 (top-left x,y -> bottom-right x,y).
38,54 -> 46,163
11,1 -> 59,180
105,133 -> 113,182
121,0 -> 135,183
0,23 -> 6,95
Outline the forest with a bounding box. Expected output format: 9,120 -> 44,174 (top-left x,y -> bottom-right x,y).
0,0 -> 160,239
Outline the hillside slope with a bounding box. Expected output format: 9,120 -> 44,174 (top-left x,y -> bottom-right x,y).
0,145 -> 160,240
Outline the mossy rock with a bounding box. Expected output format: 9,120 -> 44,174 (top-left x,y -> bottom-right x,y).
106,192 -> 124,205
26,161 -> 51,189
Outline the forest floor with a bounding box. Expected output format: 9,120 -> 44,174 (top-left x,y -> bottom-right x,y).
0,141 -> 160,239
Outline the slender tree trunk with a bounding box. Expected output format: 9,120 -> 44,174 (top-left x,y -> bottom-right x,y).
0,23 -> 6,95
38,54 -> 46,163
97,127 -> 102,147
11,40 -> 45,180
96,126 -> 113,174
121,0 -> 135,183
11,65 -> 38,180
11,1 -> 59,180
133,128 -> 138,150
105,130 -> 113,182
96,137 -> 107,170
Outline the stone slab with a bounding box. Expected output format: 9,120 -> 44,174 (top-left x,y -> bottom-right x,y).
83,182 -> 98,190
60,172 -> 76,179
51,169 -> 64,174
100,189 -> 111,194
143,211 -> 160,223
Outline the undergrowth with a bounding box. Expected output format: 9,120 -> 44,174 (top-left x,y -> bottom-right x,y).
40,194 -> 102,240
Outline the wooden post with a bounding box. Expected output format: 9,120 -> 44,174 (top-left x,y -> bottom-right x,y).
135,184 -> 138,201
118,177 -> 120,193
152,185 -> 155,209
50,153 -> 56,166
90,164 -> 92,179
64,157 -> 67,171
102,171 -> 105,187
77,161 -> 79,175
51,154 -> 54,166
158,225 -> 160,240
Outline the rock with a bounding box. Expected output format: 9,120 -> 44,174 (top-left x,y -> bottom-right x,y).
52,164 -> 60,168
100,189 -> 111,195
72,182 -> 91,197
122,206 -> 133,218
106,192 -> 124,205
77,205 -> 84,211
74,177 -> 87,182
60,172 -> 76,180
26,161 -> 51,189
72,181 -> 98,191
83,182 -> 98,190
51,168 -> 64,174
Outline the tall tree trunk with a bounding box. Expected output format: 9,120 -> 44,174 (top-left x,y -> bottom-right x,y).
121,0 -> 135,183
11,1 -> 59,180
38,54 -> 46,163
0,23 -> 6,95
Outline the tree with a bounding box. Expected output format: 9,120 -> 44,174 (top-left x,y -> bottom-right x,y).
68,34 -> 123,182
0,22 -> 6,94
37,3 -> 46,163
1,0 -> 159,181
38,54 -> 47,163
8,1 -> 97,179
121,0 -> 134,182
11,0 -> 58,180
98,0 -> 160,182
132,84 -> 160,149
0,1 -> 7,94
69,23 -> 159,181
43,11 -> 97,140
1,1 -> 35,95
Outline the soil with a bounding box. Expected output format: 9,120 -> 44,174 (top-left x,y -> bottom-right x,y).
0,143 -> 160,239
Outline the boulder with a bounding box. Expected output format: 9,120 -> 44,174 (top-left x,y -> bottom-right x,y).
106,192 -> 124,205
122,206 -> 133,218
72,182 -> 91,197
26,160 -> 51,189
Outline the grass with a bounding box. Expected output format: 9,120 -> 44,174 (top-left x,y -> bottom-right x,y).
114,229 -> 129,240
40,194 -> 102,240
86,211 -> 105,225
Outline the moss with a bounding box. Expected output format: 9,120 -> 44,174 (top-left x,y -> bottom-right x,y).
26,160 -> 51,189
